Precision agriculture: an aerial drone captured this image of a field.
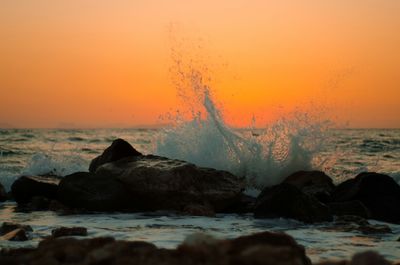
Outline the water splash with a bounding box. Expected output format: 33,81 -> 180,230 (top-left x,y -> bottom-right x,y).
156,64 -> 331,188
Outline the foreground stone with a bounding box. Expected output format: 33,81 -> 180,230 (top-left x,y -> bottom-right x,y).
89,138 -> 142,173
331,172 -> 400,224
283,171 -> 335,203
0,228 -> 29,241
1,222 -> 32,235
59,151 -> 245,214
52,227 -> 88,238
11,175 -> 60,204
0,231 -> 311,265
254,183 -> 333,223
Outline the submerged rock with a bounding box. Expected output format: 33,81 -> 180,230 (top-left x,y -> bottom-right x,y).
89,138 -> 142,173
0,182 -> 7,202
51,227 -> 88,238
316,251 -> 391,265
332,172 -> 400,224
328,200 -> 370,219
322,215 -> 392,235
11,175 -> 60,204
254,183 -> 333,223
283,171 -> 335,202
1,222 -> 33,235
0,231 -> 311,265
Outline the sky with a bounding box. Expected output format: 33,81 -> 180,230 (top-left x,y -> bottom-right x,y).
0,0 -> 399,128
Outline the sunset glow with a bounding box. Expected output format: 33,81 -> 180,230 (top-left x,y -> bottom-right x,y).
1,1 -> 399,128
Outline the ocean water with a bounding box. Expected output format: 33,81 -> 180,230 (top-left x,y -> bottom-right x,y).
0,127 -> 400,263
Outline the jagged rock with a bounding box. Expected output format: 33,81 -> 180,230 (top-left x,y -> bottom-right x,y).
0,231 -> 311,265
254,183 -> 333,223
11,175 -> 60,204
328,200 -> 370,218
89,138 -> 142,173
332,172 -> 400,223
51,227 -> 88,238
283,171 -> 335,202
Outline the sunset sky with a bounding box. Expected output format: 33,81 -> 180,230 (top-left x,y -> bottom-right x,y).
1,1 -> 399,128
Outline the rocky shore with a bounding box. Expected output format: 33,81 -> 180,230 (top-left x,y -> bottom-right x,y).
1,138 -> 400,263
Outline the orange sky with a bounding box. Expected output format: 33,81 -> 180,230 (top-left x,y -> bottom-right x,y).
0,1 -> 399,128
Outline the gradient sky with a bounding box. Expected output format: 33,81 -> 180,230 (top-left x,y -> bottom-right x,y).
1,1 -> 399,128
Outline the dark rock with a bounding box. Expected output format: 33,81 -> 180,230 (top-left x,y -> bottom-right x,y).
1,222 -> 33,235
85,155 -> 245,213
222,193 -> 256,214
89,138 -> 142,173
0,231 -> 311,265
51,227 -> 88,238
11,175 -> 60,204
322,215 -> 392,234
351,251 -> 391,265
182,204 -> 215,217
254,183 -> 333,223
328,200 -> 370,218
283,171 -> 335,202
0,228 -> 29,241
0,183 -> 7,202
58,172 -> 133,212
332,172 -> 400,223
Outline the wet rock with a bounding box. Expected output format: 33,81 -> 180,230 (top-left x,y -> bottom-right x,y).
58,172 -> 133,212
322,215 -> 392,234
0,182 -> 7,202
103,155 -> 245,213
332,172 -> 400,223
1,222 -> 33,235
11,175 -> 60,204
222,193 -> 256,214
254,183 -> 333,223
182,204 -> 215,217
283,171 -> 335,202
52,227 -> 88,238
328,200 -> 370,218
0,231 -> 311,265
0,228 -> 29,241
316,251 -> 391,265
89,138 -> 142,173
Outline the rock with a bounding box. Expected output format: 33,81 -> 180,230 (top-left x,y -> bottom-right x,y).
51,227 -> 88,238
222,193 -> 256,214
328,200 -> 370,218
0,228 -> 29,241
60,154 -> 245,214
332,172 -> 400,223
58,172 -> 133,212
254,183 -> 333,223
11,175 -> 60,204
0,231 -> 311,265
0,182 -> 7,202
1,222 -> 33,235
351,251 -> 391,265
322,215 -> 392,234
283,171 -> 335,202
182,204 -> 215,217
89,138 -> 142,173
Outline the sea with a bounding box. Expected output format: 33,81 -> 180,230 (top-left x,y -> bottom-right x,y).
0,127 -> 399,263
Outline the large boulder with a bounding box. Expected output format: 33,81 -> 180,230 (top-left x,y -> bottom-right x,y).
283,171 -> 335,202
331,172 -> 400,223
254,183 -> 333,223
59,155 -> 245,213
327,200 -> 370,218
99,155 -> 245,212
11,175 -> 60,204
89,138 -> 142,173
0,182 -> 7,202
58,172 -> 132,212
